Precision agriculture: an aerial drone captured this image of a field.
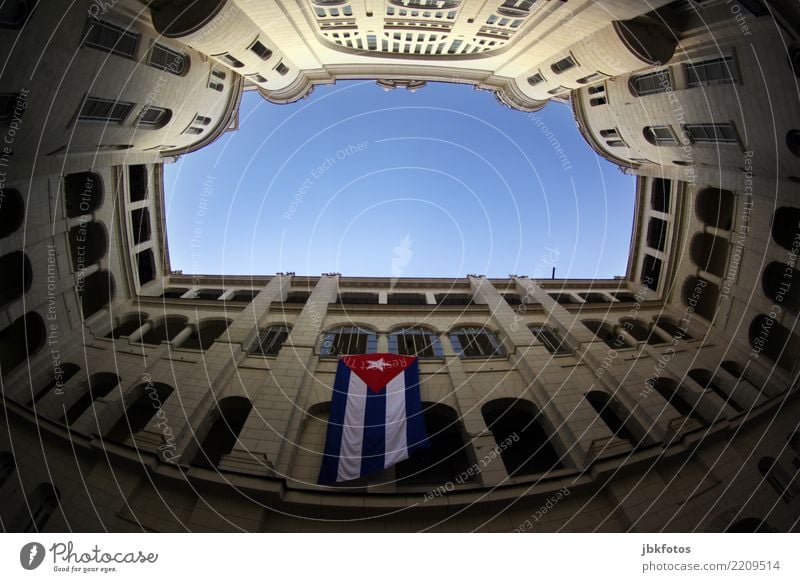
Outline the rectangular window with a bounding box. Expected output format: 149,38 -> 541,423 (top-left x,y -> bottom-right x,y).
548,85 -> 569,95
685,56 -> 737,88
530,326 -> 572,355
148,43 -> 186,75
651,178 -> 671,212
606,139 -> 627,148
220,53 -> 244,68
211,70 -> 226,80
195,115 -> 211,125
83,18 -> 139,59
551,55 -> 576,73
250,40 -> 273,60
684,123 -> 739,144
78,97 -> 134,123
275,62 -> 289,76
527,72 -> 544,85
646,217 -> 669,251
183,127 -> 202,135
0,93 -> 21,124
137,106 -> 170,127
630,69 -> 671,96
646,126 -> 677,145
209,82 -> 223,92
590,96 -> 607,106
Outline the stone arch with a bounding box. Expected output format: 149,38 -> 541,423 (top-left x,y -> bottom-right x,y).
13,483 -> 61,532
180,318 -> 231,350
64,172 -> 103,219
0,250 -> 31,308
105,382 -> 175,442
690,233 -> 729,277
647,377 -> 705,423
62,372 -> 120,425
28,362 -> 80,406
79,270 -> 115,318
105,312 -> 148,339
68,221 -> 107,271
0,312 -> 46,377
140,316 -> 188,345
682,276 -> 719,322
191,396 -> 253,469
771,207 -> 800,251
696,188 -> 734,230
688,368 -> 742,412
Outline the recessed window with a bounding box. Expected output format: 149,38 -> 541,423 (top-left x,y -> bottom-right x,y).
685,56 -> 738,88
389,327 -> 444,358
148,43 -> 187,75
606,139 -> 627,148
529,325 -> 572,355
83,18 -> 139,59
629,69 -> 671,96
251,325 -> 291,356
194,115 -> 211,126
588,85 -> 605,95
275,62 -> 289,76
551,55 -> 576,73
684,123 -> 739,144
219,53 -> 244,68
600,129 -> 619,138
527,72 -> 544,85
211,70 -> 226,80
0,93 -> 22,124
137,106 -> 171,128
0,0 -> 33,29
786,130 -> 800,156
320,326 -> 377,356
209,81 -> 224,92
590,96 -> 607,106
646,217 -> 668,251
183,127 -> 203,135
644,125 -> 677,145
576,72 -> 603,84
548,85 -> 570,95
249,40 -> 273,60
450,327 -> 505,359
78,97 -> 134,123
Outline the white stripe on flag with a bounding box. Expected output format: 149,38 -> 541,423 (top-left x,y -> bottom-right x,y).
383,371 -> 409,469
337,372 -> 368,482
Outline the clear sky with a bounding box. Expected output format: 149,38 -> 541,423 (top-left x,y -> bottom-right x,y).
164,80 -> 635,279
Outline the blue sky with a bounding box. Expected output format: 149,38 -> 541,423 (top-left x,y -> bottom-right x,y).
164,80 -> 635,279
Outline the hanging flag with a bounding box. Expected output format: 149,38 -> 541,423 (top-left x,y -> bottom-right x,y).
318,353 -> 429,484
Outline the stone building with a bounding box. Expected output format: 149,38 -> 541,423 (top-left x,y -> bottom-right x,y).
0,0 -> 798,532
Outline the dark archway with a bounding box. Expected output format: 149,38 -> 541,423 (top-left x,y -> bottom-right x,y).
68,221 -> 107,270
0,312 -> 46,377
79,270 -> 115,318
647,377 -> 705,423
762,262 -> 800,313
64,172 -> 102,218
106,382 -> 174,442
14,483 -> 61,533
749,315 -> 800,370
682,276 -> 719,322
0,187 -> 24,237
584,320 -> 628,349
192,396 -> 253,468
0,451 -> 15,489
621,318 -> 660,345
62,372 -> 120,425
28,362 -> 80,406
772,207 -> 800,251
688,368 -> 742,412
690,233 -> 729,277
481,399 -> 563,476
105,312 -> 148,339
655,316 -> 692,340
585,391 -> 639,447
696,188 -> 734,230
0,251 -> 31,308
180,319 -> 230,350
141,316 -> 188,345
396,403 -> 471,485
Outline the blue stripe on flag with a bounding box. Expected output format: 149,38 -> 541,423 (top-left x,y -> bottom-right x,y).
360,385 -> 386,477
404,359 -> 430,454
318,360 -> 351,484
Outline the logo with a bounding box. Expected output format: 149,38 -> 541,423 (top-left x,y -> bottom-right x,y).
20,542 -> 46,570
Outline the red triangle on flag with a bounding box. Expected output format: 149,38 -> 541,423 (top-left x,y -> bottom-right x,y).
341,354 -> 416,393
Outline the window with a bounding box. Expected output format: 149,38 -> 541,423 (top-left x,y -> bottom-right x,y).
641,255 -> 662,291
320,326 -> 377,356
0,0 -> 33,29
588,85 -> 605,95
184,127 -> 203,135
136,106 -> 171,128
685,56 -> 737,88
551,55 -> 576,73
606,140 -> 627,148
251,325 -> 291,356
209,82 -> 224,92
576,72 -> 603,84
527,72 -> 544,85
529,325 -> 572,355
148,43 -> 187,75
275,62 -> 289,76
250,40 -> 273,60
450,327 -> 505,358
629,69 -> 671,96
192,397 -> 252,469
83,18 -> 139,59
219,53 -> 244,68
651,178 -> 671,212
0,93 -> 21,124
548,85 -> 569,95
590,97 -> 607,106
684,123 -> 739,144
211,70 -> 226,80
644,125 -> 677,145
389,327 -> 444,358
599,129 -> 618,138
128,165 -> 147,201
194,115 -> 211,126
646,218 -> 669,251
0,452 -> 15,489
78,97 -> 134,123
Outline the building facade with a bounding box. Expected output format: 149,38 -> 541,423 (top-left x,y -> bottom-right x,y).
0,0 -> 798,532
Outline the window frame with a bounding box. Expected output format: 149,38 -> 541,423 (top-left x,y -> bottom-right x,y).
82,17 -> 140,60
449,327 -> 505,359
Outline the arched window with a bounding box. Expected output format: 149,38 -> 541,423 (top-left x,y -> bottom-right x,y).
395,403 -> 471,485
106,382 -> 174,442
585,391 -> 639,447
79,270 -> 115,318
105,312 -> 147,339
64,172 -> 102,218
0,312 -> 45,377
63,372 -> 120,425
762,262 -> 800,313
320,326 -> 377,356
449,327 -> 504,358
690,233 -> 729,277
250,325 -> 291,356
28,362 -> 80,405
771,207 -> 800,251
682,276 -> 719,322
68,221 -> 107,270
0,451 -> 15,489
647,377 -> 705,423
749,315 -> 800,370
528,325 -> 572,355
621,318 -> 660,345
758,457 -> 798,503
0,0 -> 33,29
0,187 -> 24,238
140,316 -> 187,345
583,320 -> 628,349
655,316 -> 691,340
688,368 -> 742,412
389,327 -> 443,358
0,251 -> 31,308
180,319 -> 230,350
16,483 -> 60,532
482,399 -> 563,476
192,396 -> 253,469
696,188 -> 734,230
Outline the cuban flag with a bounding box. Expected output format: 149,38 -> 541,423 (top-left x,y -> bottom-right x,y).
318,353 -> 429,484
